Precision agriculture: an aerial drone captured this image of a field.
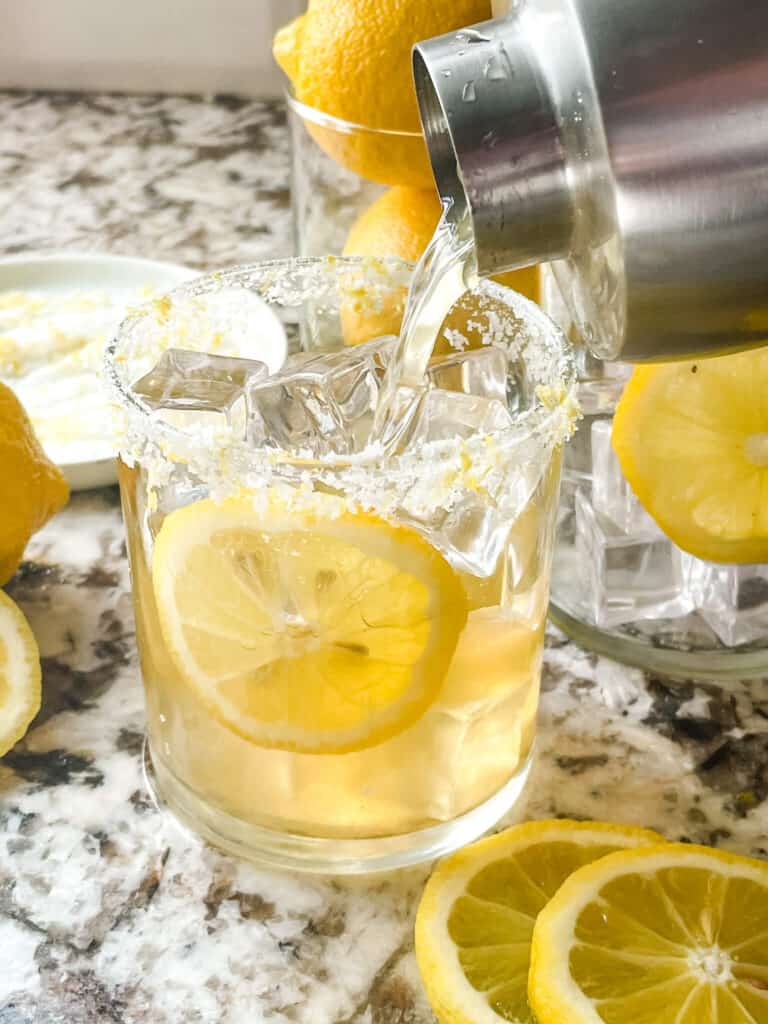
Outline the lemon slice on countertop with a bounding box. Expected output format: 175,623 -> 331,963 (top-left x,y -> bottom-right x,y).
0,590 -> 42,757
151,494 -> 467,755
612,352 -> 768,563
530,842 -> 768,1024
415,819 -> 661,1024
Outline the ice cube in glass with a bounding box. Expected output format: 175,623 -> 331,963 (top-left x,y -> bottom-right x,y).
132,348 -> 267,435
245,335 -> 395,456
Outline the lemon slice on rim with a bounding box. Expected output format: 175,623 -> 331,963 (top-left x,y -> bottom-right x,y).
530,842 -> 768,1024
415,819 -> 661,1024
151,495 -> 467,755
0,590 -> 41,757
612,352 -> 768,563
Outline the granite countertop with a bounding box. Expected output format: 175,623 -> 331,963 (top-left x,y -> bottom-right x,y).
1,91 -> 767,1024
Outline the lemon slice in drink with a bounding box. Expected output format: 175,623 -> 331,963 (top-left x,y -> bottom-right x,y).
0,590 -> 42,757
612,352 -> 768,563
152,495 -> 467,755
415,820 -> 661,1024
530,842 -> 768,1024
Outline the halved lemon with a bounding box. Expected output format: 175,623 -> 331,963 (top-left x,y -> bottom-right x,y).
612,353 -> 768,563
415,819 -> 661,1024
0,590 -> 41,756
151,494 -> 467,754
530,842 -> 768,1024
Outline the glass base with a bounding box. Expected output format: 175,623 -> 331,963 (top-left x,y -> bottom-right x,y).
550,601 -> 768,682
143,740 -> 533,874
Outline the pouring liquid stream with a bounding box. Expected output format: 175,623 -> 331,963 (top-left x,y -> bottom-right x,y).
372,201 -> 479,449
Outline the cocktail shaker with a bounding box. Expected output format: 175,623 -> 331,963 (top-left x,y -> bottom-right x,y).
413,0 -> 768,362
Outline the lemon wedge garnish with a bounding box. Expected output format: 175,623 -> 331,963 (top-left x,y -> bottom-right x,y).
612,352 -> 768,563
415,819 -> 661,1024
530,842 -> 768,1024
151,495 -> 467,755
0,590 -> 41,757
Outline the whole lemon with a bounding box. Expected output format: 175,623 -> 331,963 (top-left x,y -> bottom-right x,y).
344,186 -> 442,263
0,383 -> 69,585
341,186 -> 541,344
340,186 -> 435,343
274,0 -> 492,187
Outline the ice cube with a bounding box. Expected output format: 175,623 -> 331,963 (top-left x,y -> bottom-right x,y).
591,419 -> 662,537
245,335 -> 396,456
377,340 -> 536,453
405,493 -> 513,578
686,559 -> 768,647
383,348 -> 546,576
403,456 -> 548,578
427,346 -> 508,402
556,475 -> 580,544
393,393 -> 544,577
576,366 -> 631,416
562,412 -> 610,487
575,489 -> 694,628
413,388 -> 515,444
375,382 -> 517,468
379,348 -> 518,454
132,348 -> 268,435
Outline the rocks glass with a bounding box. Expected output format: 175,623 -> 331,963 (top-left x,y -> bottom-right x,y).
107,257 -> 575,872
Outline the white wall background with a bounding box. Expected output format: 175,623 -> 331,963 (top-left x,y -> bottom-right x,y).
0,0 -> 306,95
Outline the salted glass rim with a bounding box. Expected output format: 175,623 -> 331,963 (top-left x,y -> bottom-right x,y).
105,255 -> 576,475
284,86 -> 424,140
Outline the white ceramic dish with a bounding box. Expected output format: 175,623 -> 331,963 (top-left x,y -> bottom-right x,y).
0,253 -> 288,490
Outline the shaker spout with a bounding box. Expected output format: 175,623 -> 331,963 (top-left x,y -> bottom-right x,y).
413,17 -> 575,278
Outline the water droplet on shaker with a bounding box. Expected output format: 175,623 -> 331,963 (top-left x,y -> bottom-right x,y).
456,27 -> 491,44
441,69 -> 453,78
482,130 -> 499,149
483,56 -> 507,81
461,81 -> 477,102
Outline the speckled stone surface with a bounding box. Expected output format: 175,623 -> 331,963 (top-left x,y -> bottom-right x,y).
1,92 -> 767,1024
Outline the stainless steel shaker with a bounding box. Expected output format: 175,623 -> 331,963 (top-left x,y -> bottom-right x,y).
413,0 -> 768,362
